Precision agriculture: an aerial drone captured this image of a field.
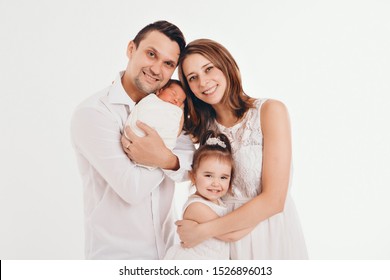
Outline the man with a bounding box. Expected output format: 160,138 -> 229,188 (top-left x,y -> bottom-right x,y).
71,21 -> 194,259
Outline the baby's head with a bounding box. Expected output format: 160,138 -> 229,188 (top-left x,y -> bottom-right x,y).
156,79 -> 186,107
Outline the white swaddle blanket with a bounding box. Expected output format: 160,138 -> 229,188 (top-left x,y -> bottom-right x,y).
125,94 -> 183,169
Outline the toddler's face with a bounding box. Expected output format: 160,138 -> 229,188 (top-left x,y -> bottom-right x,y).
157,83 -> 186,107
191,156 -> 231,204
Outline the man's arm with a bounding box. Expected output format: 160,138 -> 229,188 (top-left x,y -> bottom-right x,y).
177,113 -> 184,137
71,107 -> 165,205
163,130 -> 195,182
122,122 -> 195,182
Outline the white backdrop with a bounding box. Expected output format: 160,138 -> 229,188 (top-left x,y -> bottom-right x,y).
1,0 -> 389,259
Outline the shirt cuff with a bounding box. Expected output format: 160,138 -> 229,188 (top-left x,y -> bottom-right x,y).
162,151 -> 192,182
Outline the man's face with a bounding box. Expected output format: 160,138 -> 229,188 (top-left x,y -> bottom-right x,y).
125,31 -> 180,101
157,83 -> 186,107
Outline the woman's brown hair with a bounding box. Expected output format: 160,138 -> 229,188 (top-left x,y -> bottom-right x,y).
178,39 -> 254,142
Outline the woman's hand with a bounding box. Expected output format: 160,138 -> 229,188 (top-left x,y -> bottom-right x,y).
176,219 -> 208,248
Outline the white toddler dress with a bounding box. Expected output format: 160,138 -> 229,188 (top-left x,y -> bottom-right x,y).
215,99 -> 308,259
164,194 -> 230,260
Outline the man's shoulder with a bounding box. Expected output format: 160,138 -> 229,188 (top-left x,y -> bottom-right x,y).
75,85 -> 111,110
71,85 -> 118,126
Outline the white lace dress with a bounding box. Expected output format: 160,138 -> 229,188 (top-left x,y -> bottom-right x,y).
164,194 -> 230,260
215,99 -> 308,259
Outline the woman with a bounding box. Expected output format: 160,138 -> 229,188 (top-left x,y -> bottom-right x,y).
176,39 -> 308,259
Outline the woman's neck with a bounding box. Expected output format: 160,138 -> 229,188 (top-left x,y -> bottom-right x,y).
213,104 -> 238,128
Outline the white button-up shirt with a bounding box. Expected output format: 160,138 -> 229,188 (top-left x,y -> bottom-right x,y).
70,72 -> 194,259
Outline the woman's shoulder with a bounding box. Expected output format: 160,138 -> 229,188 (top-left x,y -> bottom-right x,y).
252,97 -> 286,109
245,98 -> 287,121
260,99 -> 288,117
259,99 -> 290,133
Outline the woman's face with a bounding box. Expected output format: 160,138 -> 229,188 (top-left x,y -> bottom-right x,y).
182,53 -> 227,106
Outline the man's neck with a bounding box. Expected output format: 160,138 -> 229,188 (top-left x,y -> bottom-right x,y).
121,74 -> 145,103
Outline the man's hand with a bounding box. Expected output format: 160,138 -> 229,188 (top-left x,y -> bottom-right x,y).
121,121 -> 179,170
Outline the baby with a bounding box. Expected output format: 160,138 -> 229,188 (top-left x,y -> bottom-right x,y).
125,79 -> 186,168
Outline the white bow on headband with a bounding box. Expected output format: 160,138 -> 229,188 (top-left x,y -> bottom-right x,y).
205,137 -> 226,148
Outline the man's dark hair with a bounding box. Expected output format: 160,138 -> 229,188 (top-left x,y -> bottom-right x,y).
133,20 -> 186,54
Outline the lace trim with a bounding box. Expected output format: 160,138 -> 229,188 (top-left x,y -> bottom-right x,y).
214,99 -> 264,152
213,99 -> 266,198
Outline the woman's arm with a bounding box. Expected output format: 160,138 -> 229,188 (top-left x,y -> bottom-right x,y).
216,226 -> 255,242
183,201 -> 253,243
177,100 -> 292,247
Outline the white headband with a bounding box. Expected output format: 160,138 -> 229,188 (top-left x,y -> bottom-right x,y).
205,137 -> 226,148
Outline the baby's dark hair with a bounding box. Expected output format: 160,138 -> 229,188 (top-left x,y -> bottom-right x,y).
192,130 -> 235,191
161,79 -> 183,91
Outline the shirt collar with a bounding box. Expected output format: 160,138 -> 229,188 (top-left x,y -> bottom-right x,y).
108,71 -> 136,110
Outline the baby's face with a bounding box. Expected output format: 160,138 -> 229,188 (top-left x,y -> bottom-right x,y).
156,83 -> 186,107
